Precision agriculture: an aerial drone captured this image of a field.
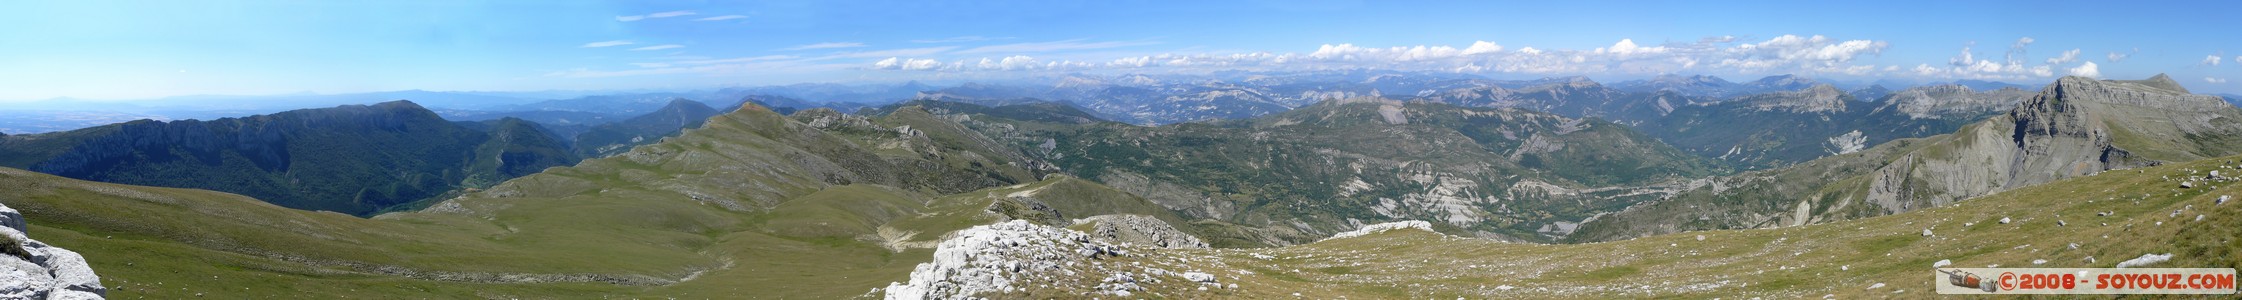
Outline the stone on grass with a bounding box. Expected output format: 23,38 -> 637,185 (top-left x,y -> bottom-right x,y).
2116,253 -> 2172,268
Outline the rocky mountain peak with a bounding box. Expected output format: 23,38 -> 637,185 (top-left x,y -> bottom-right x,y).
1736,83 -> 1847,113
1750,74 -> 1818,89
1878,84 -> 2031,119
369,99 -> 429,111
2107,73 -> 2190,94
1864,73 -> 2242,212
1651,74 -> 1731,86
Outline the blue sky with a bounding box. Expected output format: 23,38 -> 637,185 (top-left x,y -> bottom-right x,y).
5,0 -> 2241,101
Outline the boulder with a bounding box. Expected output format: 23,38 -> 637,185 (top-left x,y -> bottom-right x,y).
1075,215 -> 1208,249
0,203 -> 105,299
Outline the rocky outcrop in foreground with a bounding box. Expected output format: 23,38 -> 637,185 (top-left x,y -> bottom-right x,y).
1075,215 -> 1208,249
883,220 -> 1140,299
884,220 -> 1231,299
0,203 -> 104,299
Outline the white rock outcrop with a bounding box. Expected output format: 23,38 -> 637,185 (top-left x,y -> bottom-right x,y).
2116,253 -> 2172,268
884,220 -> 1134,300
1074,215 -> 1208,249
0,203 -> 105,299
1826,130 -> 1867,155
1320,220 -> 1436,242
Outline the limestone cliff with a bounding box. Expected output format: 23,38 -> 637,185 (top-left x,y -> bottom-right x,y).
0,203 -> 105,299
1863,75 -> 2242,213
1572,74 -> 2242,242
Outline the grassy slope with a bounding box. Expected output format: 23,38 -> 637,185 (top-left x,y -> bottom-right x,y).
935,99 -> 1723,243
1088,154 -> 2242,298
6,103 -> 1219,299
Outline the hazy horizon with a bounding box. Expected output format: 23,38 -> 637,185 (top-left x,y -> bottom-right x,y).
6,0 -> 2242,101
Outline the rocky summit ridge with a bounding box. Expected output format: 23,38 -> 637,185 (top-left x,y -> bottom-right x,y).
1570,74 -> 2242,242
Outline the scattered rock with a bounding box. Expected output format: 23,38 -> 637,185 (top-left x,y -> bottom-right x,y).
1999,217 -> 2011,224
2181,181 -> 2195,188
1932,259 -> 1952,268
1075,215 -> 1209,249
2116,253 -> 2172,268
1181,272 -> 1216,283
884,220 -> 1136,299
1921,229 -> 1934,237
2032,259 -> 2047,265
1320,221 -> 1436,242
1866,283 -> 1886,290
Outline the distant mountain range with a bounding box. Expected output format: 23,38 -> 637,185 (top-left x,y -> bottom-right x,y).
1572,74 -> 2242,242
0,101 -> 577,215
10,69 -> 2242,298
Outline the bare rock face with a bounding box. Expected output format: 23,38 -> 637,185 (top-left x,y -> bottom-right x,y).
1878,84 -> 2034,119
0,203 -> 106,299
883,220 -> 1141,299
1320,220 -> 1437,242
1864,75 -> 2242,213
1571,75 -> 2242,242
1074,215 -> 1208,249
1736,84 -> 1848,113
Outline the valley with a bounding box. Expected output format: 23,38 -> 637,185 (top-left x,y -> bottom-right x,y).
5,72 -> 2241,299
7,4 -> 2242,297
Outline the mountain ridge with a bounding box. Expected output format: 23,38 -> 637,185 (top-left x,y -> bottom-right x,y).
1570,74 -> 2242,242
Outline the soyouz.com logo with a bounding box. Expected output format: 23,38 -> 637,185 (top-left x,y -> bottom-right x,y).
1936,268 -> 2237,294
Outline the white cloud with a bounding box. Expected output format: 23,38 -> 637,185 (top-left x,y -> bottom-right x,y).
981,55 -> 1039,70
782,42 -> 867,51
1109,56 -> 1153,67
1916,41 -> 2055,80
1739,35 -> 1885,62
1948,44 -> 1977,67
2006,37 -> 2033,61
2046,49 -> 2080,64
955,39 -> 1159,54
874,57 -> 944,70
1461,41 -> 1504,55
858,34 -> 1917,79
648,11 -> 696,18
2107,51 -> 2131,62
617,10 -> 696,22
2209,77 -> 2229,84
2068,61 -> 2100,78
1596,39 -> 1667,55
581,40 -> 633,48
694,15 -> 746,21
630,44 -> 683,51
2206,55 -> 2224,66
